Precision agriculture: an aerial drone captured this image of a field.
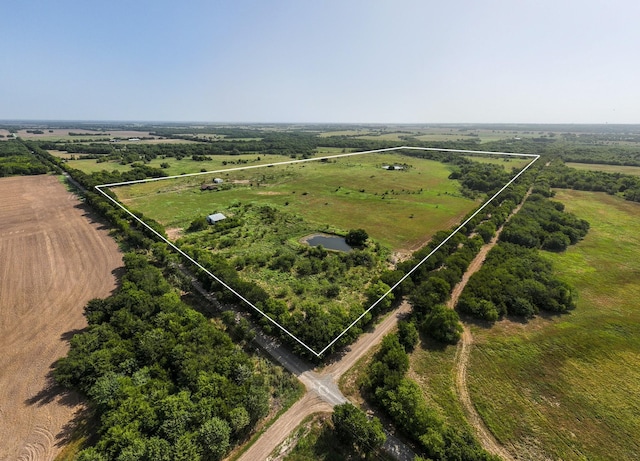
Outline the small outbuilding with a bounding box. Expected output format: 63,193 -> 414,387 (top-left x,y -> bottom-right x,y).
213,178 -> 224,184
206,213 -> 227,225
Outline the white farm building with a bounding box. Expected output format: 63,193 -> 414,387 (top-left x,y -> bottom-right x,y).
206,213 -> 227,225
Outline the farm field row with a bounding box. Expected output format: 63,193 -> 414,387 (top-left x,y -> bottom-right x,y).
467,190 -> 640,460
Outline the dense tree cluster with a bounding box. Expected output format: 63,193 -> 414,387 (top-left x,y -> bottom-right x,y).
331,403 -> 386,457
500,194 -> 590,251
55,253 -> 285,460
457,243 -> 577,320
449,162 -> 512,195
364,334 -> 499,461
0,140 -> 50,176
454,175 -> 588,321
376,174 -> 535,343
65,164 -> 167,189
549,143 -> 640,166
543,161 -> 640,203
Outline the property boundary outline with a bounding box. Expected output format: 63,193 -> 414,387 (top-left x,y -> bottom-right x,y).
95,146 -> 540,357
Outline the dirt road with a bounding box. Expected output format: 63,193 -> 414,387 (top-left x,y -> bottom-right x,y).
0,175 -> 122,461
234,303 -> 414,461
446,191 -> 532,461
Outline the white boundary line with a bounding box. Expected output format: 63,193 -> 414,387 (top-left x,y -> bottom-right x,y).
95,146 -> 539,357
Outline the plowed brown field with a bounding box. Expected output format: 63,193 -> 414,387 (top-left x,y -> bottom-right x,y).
0,175 -> 122,461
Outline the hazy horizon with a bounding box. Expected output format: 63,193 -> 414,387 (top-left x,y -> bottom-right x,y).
3,1 -> 639,124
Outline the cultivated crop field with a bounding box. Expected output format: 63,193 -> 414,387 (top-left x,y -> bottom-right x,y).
0,175 -> 122,460
467,190 -> 640,460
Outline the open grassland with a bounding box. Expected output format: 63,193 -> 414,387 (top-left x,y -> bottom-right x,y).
566,162 -> 640,176
65,153 -> 293,177
463,155 -> 530,171
408,337 -> 470,431
115,152 -> 477,251
0,175 -> 122,461
467,190 -> 640,460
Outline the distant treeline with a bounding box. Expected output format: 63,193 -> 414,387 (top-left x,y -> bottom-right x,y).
0,140 -> 59,176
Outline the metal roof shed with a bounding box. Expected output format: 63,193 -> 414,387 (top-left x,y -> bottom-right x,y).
206,213 -> 227,224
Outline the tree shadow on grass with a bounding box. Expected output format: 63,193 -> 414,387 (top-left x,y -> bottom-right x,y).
55,403 -> 98,451
418,332 -> 449,353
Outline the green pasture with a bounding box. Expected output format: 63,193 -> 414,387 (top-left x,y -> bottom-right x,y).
409,337 -> 470,430
467,190 -> 640,460
566,162 -> 640,176
66,153 -> 293,177
115,152 -> 478,251
463,155 -> 531,171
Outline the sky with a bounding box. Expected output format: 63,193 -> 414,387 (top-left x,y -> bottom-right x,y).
2,0 -> 639,124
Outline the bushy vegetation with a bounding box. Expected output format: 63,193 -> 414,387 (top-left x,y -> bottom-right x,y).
55,253 -> 297,460
178,204 -> 389,357
457,243 -> 577,320
467,190 -> 640,460
500,194 -> 589,251
363,334 -> 499,461
550,142 -> 640,166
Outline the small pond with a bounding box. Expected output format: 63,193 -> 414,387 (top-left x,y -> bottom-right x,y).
302,233 -> 353,252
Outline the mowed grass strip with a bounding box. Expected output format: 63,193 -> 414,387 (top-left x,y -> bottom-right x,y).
115,153 -> 478,251
467,190 -> 640,460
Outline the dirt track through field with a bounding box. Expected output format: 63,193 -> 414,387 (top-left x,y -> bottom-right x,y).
0,175 -> 122,461
447,190 -> 532,461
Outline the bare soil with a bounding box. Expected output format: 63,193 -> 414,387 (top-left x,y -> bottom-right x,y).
237,393 -> 333,461
0,175 -> 122,461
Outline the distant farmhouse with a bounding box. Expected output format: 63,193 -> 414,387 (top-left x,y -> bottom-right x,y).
206,213 -> 227,225
382,165 -> 405,170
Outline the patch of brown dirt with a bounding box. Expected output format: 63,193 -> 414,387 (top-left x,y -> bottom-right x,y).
166,227 -> 183,241
236,393 -> 333,461
0,175 -> 122,461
